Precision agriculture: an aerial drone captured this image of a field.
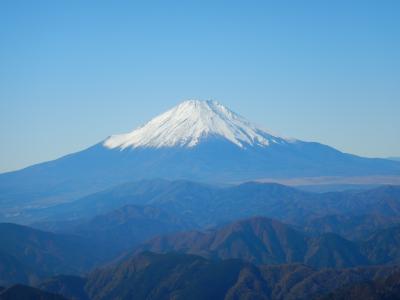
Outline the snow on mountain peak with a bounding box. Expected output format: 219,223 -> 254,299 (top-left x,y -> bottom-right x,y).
104,100 -> 289,149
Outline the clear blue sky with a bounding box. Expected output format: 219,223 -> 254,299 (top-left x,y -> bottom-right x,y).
1,0 -> 399,173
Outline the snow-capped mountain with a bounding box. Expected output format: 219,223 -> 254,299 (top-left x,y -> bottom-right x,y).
1,99 -> 400,212
104,100 -> 289,149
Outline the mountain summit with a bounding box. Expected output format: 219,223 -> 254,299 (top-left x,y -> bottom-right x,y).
1,99 -> 399,218
104,100 -> 289,149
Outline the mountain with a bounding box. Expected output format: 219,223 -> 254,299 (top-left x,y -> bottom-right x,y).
86,252 -> 245,300
0,205 -> 195,285
302,214 -> 400,240
2,215 -> 400,289
104,99 -> 286,149
38,276 -> 88,300
321,271 -> 400,300
38,252 -> 400,300
1,100 -> 400,215
57,204 -> 194,257
0,223 -> 106,285
0,284 -> 66,300
27,179 -> 220,224
134,217 -> 369,268
361,225 -> 400,265
2,180 -> 315,224
135,217 -> 308,265
22,180 -> 400,228
0,250 -> 37,286
304,233 -> 368,268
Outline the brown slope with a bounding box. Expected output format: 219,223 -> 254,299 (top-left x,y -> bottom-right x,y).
40,252 -> 400,300
135,217 -> 308,265
305,233 -> 368,268
361,225 -> 400,265
135,217 -> 368,268
320,271 -> 400,300
302,214 -> 400,240
86,252 -> 245,300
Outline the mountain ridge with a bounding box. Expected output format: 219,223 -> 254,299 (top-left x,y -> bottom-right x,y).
1,100 -> 399,212
133,217 -> 370,268
5,179 -> 400,226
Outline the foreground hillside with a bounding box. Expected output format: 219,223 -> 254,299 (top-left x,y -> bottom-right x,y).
0,284 -> 66,300
3,215 -> 400,288
321,271 -> 400,300
38,252 -> 400,300
0,223 -> 105,285
0,207 -> 193,285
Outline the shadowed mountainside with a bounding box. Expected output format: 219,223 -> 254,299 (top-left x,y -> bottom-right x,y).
0,223 -> 105,285
361,225 -> 400,265
0,284 -> 66,300
63,205 -> 194,257
320,271 -> 400,300
0,204 -> 197,285
39,252 -> 400,300
3,215 -> 400,287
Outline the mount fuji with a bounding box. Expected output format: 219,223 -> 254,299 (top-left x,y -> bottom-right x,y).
1,100 -> 399,208
103,100 -> 289,149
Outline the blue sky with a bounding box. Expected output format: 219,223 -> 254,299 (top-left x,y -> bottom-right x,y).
0,1 -> 399,173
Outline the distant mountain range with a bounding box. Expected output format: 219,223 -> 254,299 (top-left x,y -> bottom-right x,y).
15,180 -> 400,227
56,204 -> 193,258
1,100 -> 399,211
